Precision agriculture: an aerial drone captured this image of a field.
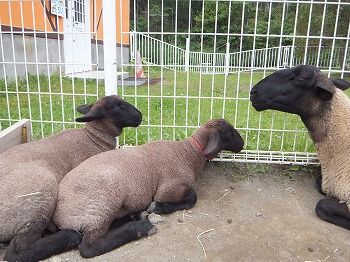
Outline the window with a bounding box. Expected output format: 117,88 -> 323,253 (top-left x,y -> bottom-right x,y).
74,0 -> 85,23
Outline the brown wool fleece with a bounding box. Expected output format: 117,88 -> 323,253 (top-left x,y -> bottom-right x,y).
0,115 -> 120,242
53,120 -> 232,243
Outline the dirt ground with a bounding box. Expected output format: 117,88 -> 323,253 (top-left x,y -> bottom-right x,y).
1,162 -> 349,262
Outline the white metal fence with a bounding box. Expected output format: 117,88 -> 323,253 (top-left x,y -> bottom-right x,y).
1,0 -> 350,165
131,32 -> 347,74
0,0 -> 102,138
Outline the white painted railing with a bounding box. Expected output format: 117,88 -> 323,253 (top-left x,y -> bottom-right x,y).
130,32 -> 346,74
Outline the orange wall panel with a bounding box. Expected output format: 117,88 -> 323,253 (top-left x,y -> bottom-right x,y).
118,0 -> 130,45
1,0 -> 129,44
92,0 -> 130,45
0,0 -> 63,32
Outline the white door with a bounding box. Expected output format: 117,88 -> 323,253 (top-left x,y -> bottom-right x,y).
64,0 -> 91,74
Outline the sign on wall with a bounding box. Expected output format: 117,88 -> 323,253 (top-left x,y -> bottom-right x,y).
51,0 -> 64,17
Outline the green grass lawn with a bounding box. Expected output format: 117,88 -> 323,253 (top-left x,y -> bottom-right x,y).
120,68 -> 314,153
1,68 -> 349,154
0,74 -> 103,138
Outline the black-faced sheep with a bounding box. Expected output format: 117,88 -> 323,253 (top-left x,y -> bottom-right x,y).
0,95 -> 142,262
250,64 -> 350,230
28,118 -> 244,260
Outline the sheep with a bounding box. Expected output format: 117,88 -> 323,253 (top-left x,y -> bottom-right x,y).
26,118 -> 244,261
0,95 -> 142,262
250,64 -> 350,230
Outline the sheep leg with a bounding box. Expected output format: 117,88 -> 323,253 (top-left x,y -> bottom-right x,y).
315,175 -> 326,195
147,188 -> 197,214
316,198 -> 350,230
109,211 -> 149,230
5,229 -> 82,262
4,212 -> 50,262
79,220 -> 157,258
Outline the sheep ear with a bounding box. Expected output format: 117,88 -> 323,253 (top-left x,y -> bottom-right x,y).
330,78 -> 350,91
204,134 -> 221,160
77,103 -> 93,114
75,108 -> 104,122
315,80 -> 334,101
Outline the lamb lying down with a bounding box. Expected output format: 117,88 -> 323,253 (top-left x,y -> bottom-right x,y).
1,95 -> 142,262
36,119 -> 244,260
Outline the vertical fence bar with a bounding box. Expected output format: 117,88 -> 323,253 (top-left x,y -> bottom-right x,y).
102,0 -> 117,96
328,1 -> 341,75
185,38 -> 190,72
341,20 -> 350,78
0,12 -> 11,128
223,0 -> 232,120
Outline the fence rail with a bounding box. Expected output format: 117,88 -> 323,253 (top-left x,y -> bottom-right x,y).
131,32 -> 347,74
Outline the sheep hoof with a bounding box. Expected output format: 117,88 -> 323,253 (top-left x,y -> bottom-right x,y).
136,221 -> 158,238
140,211 -> 150,220
130,211 -> 150,221
147,202 -> 157,213
148,225 -> 158,236
148,213 -> 164,224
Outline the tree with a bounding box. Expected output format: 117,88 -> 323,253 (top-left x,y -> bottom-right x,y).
295,2 -> 350,68
130,0 -> 349,61
130,0 -> 203,47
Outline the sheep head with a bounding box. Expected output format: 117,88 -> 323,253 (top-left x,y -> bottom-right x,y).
75,95 -> 142,128
250,65 -> 350,119
194,119 -> 244,160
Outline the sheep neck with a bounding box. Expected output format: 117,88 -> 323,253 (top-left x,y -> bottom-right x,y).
173,138 -> 207,175
191,136 -> 206,159
302,90 -> 350,150
84,121 -> 120,150
301,90 -> 350,191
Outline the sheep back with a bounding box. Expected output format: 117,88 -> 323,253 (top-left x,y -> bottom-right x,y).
0,128 -> 114,183
0,163 -> 57,241
53,138 -> 205,233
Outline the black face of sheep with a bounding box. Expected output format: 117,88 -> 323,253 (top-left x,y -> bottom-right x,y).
250,65 -> 350,119
203,119 -> 244,160
75,95 -> 142,128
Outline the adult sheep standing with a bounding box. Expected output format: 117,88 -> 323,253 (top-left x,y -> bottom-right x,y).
29,118 -> 244,261
250,64 -> 350,230
1,95 -> 142,262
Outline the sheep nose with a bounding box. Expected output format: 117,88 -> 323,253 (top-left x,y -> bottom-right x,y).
136,115 -> 142,124
250,86 -> 258,94
234,137 -> 244,152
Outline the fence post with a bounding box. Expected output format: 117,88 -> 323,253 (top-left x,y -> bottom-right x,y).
225,42 -> 230,76
282,46 -> 289,68
185,38 -> 190,72
130,31 -> 135,61
102,0 -> 117,96
277,46 -> 283,68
